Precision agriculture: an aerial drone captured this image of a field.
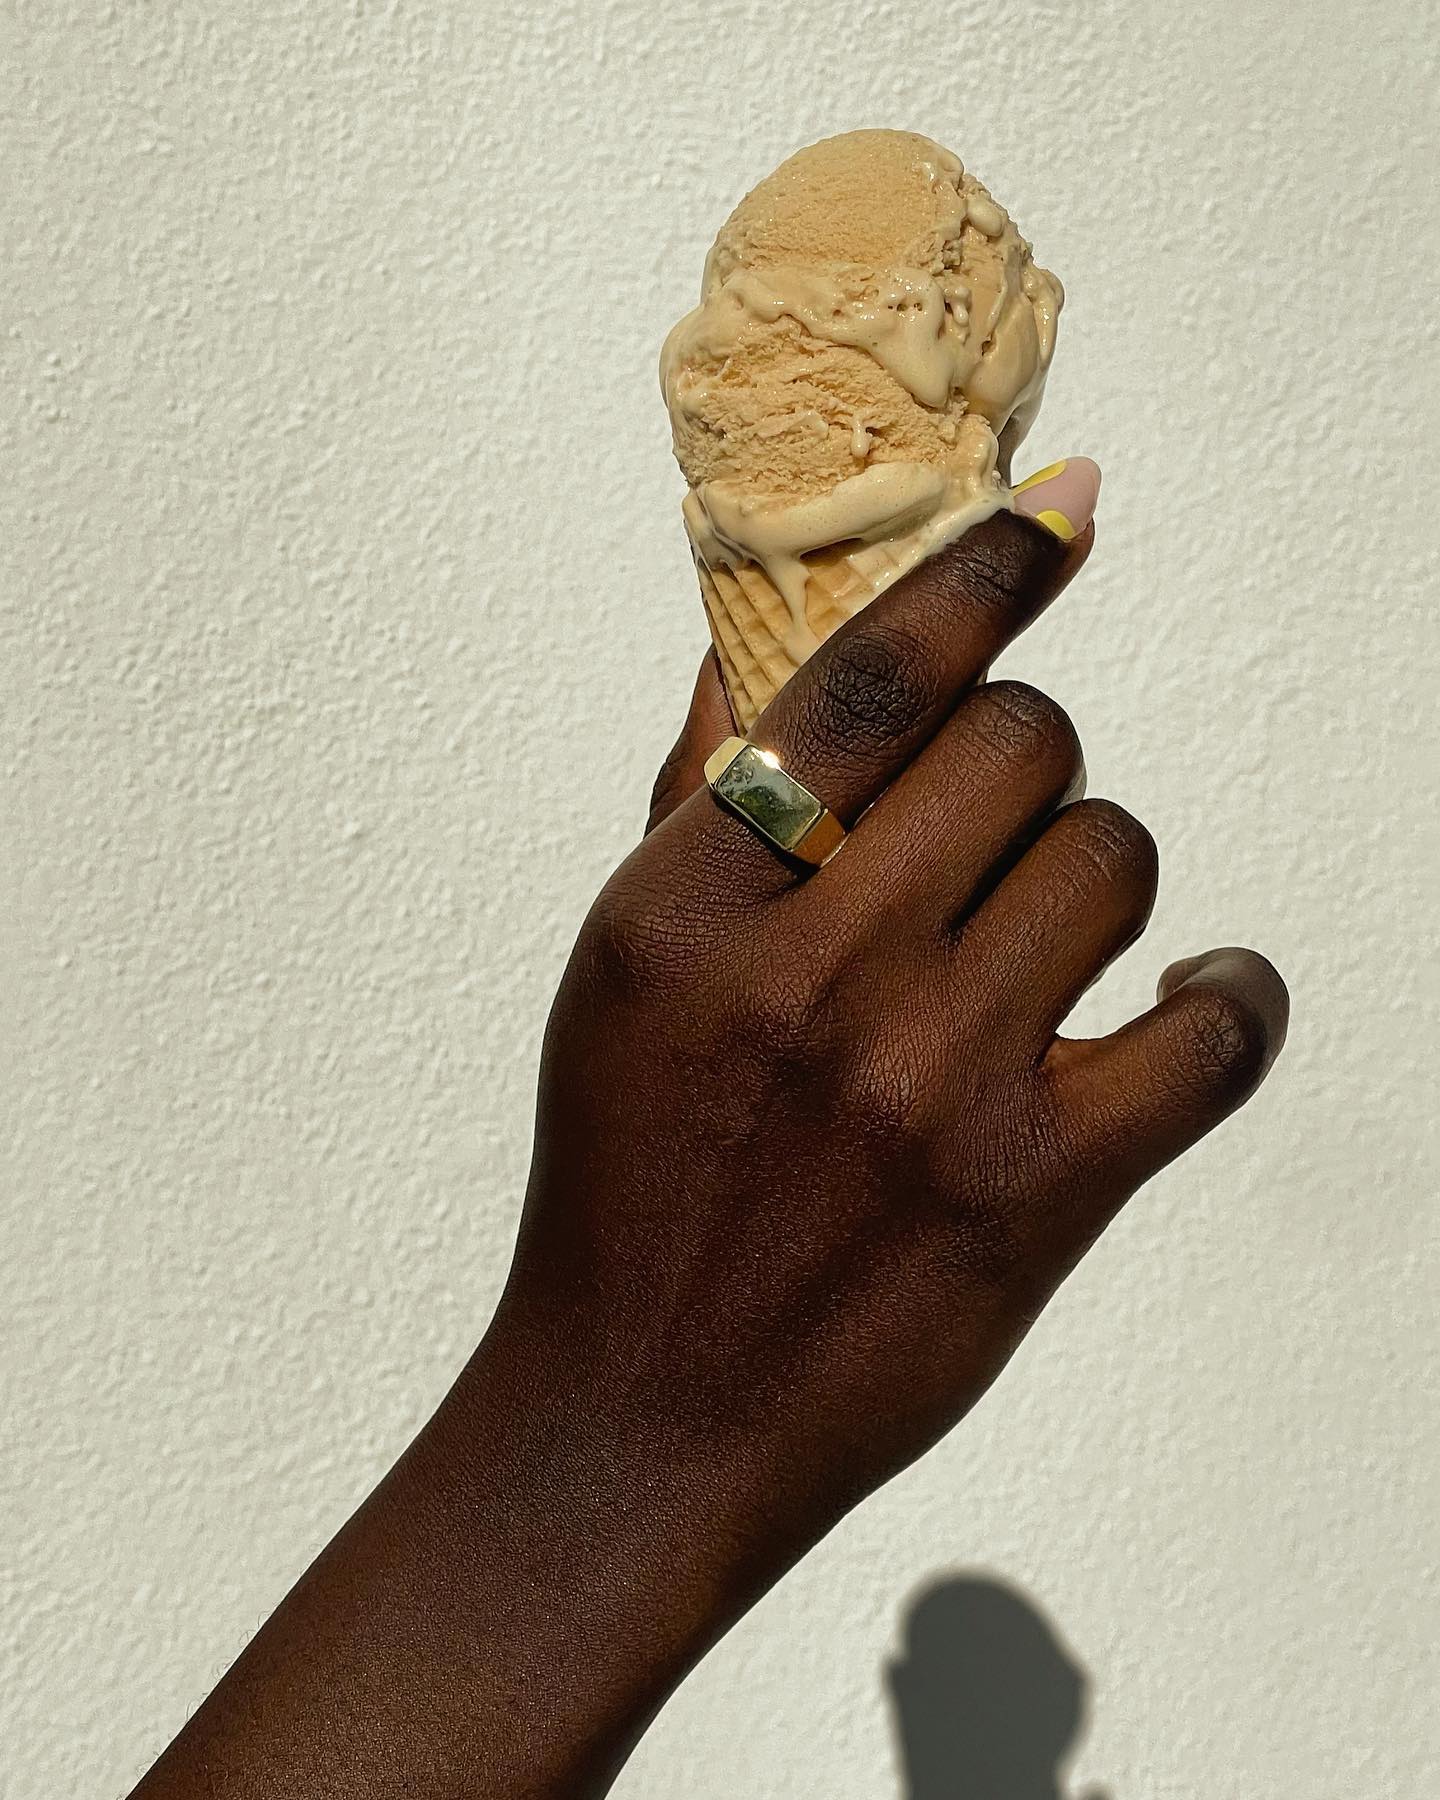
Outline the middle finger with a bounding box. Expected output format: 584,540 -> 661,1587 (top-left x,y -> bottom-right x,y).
817,680 -> 1086,930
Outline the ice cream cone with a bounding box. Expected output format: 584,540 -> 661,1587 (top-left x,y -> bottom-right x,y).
693,536 -> 928,732
663,132 -> 1061,732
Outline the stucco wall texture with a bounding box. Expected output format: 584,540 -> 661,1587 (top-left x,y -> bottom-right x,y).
3,2 -> 1436,1794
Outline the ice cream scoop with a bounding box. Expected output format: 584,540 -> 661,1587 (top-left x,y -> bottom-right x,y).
661,129 -> 1063,729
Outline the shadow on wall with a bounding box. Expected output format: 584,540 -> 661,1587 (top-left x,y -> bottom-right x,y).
887,1574 -> 1112,1800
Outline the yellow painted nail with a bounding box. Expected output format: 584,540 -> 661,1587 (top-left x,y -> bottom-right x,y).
1013,457 -> 1101,540
1013,458 -> 1069,496
1032,507 -> 1077,542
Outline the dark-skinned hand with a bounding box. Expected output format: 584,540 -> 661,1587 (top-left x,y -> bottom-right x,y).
513,506 -> 1287,1558
134,509 -> 1287,1800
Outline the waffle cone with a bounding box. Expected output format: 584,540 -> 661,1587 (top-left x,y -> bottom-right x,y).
694,537 -> 916,732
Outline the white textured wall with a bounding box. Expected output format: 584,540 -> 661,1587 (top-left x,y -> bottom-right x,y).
3,3 -> 1436,1795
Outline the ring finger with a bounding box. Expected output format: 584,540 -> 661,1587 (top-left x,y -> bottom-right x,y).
956,797 -> 1160,1059
822,679 -> 1086,929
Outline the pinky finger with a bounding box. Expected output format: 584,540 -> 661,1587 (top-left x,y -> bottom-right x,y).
1050,946 -> 1290,1182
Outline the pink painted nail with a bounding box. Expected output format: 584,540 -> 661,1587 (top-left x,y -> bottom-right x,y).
1013,457 -> 1102,542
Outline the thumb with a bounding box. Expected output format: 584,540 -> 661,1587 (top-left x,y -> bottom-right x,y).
645,647 -> 736,834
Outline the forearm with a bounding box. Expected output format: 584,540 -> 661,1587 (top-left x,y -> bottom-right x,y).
131,1305 -> 758,1800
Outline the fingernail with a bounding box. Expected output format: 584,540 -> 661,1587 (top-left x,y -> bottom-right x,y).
1013,456 -> 1102,542
1156,952 -> 1207,1002
1157,947 -> 1274,1004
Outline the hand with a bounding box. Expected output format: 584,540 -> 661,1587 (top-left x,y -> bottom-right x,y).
504,508 -> 1288,1570
132,509 -> 1287,1800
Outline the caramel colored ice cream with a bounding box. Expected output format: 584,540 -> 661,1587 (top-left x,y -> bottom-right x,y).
661,129 -> 1062,728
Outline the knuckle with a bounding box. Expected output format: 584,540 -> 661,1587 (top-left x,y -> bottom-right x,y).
754,974 -> 824,1047
930,507 -> 1058,619
581,886 -> 653,988
929,1091 -> 1068,1291
946,1164 -> 1029,1288
843,1025 -> 924,1145
950,1200 -> 1026,1292
581,870 -> 699,995
977,681 -> 1083,780
744,934 -> 836,1048
851,1066 -> 916,1150
802,622 -> 934,753
645,739 -> 688,830
1061,798 -> 1159,896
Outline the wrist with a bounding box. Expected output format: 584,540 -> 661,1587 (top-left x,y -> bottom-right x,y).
435,1294 -> 779,1592
135,1299 -> 765,1800
398,1301 -> 782,1793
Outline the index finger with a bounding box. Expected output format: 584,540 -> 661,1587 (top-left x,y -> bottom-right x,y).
749,505 -> 1093,829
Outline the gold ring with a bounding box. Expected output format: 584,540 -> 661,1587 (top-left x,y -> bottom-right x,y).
703,736 -> 847,869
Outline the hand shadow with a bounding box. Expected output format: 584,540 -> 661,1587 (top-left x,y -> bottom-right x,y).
887,1574 -> 1111,1800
